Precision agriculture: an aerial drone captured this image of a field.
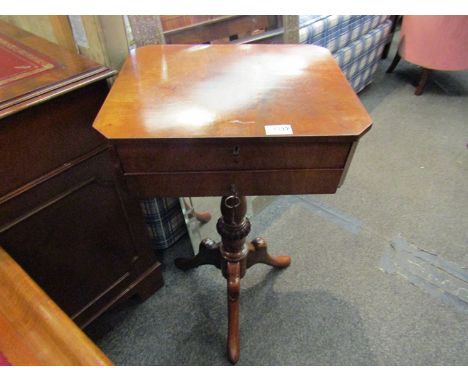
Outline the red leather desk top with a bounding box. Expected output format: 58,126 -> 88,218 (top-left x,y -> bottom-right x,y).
0,32 -> 57,86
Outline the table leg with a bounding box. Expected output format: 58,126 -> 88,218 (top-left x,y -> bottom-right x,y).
216,195 -> 249,364
174,194 -> 290,364
226,261 -> 241,364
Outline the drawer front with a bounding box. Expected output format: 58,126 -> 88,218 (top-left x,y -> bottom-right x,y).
0,81 -> 108,197
124,169 -> 344,197
116,139 -> 353,173
0,149 -> 135,321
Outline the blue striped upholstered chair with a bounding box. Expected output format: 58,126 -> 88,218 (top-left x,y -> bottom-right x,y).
299,15 -> 392,93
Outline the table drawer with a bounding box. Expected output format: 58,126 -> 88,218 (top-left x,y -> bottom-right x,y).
116,139 -> 353,173
124,168 -> 344,197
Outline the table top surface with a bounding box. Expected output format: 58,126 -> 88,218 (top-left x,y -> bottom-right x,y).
93,44 -> 372,140
0,247 -> 111,365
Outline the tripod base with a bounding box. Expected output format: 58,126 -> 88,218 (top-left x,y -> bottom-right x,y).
175,196 -> 290,364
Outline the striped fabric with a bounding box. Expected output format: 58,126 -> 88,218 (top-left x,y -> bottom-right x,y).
334,19 -> 392,92
299,15 -> 392,92
140,197 -> 187,251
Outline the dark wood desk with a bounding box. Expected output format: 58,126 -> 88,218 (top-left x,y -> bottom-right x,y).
0,21 -> 163,328
93,44 -> 372,364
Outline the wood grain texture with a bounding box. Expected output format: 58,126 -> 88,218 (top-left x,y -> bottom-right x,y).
174,196 -> 291,364
160,16 -> 228,32
163,16 -> 275,44
116,139 -> 352,173
93,44 -> 372,140
124,168 -> 344,197
95,43 -> 372,364
0,24 -> 163,328
0,247 -> 112,366
0,81 -> 109,196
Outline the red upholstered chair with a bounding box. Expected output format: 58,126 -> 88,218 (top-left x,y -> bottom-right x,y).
386,16 -> 468,95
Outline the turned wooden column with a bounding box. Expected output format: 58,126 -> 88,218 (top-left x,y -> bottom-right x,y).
216,194 -> 250,363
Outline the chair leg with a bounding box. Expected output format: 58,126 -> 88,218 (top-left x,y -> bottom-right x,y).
415,68 -> 431,96
381,15 -> 399,59
386,51 -> 401,73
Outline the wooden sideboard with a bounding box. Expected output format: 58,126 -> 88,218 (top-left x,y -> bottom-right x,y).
0,21 -> 163,328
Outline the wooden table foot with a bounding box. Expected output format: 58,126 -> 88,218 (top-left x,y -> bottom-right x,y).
174,238 -> 221,270
247,237 -> 291,269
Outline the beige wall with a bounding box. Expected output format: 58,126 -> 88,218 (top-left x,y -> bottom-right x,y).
1,15 -> 130,71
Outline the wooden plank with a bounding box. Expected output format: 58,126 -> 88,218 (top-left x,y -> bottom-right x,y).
234,27 -> 284,44
164,15 -> 274,44
0,247 -> 112,365
160,16 -> 226,32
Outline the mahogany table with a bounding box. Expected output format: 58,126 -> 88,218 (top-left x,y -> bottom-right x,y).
93,44 -> 372,364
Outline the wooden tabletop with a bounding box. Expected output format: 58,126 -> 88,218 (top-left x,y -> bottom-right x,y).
93,44 -> 372,140
0,246 -> 112,366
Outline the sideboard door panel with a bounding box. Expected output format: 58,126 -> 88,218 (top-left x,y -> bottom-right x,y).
0,150 -> 137,321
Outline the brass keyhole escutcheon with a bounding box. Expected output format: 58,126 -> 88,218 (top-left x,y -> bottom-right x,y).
233,145 -> 240,156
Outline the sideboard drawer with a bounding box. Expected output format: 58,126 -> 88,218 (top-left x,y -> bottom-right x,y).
115,138 -> 353,174
0,82 -> 108,197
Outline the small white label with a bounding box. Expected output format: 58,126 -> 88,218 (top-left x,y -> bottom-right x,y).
264,124 -> 293,135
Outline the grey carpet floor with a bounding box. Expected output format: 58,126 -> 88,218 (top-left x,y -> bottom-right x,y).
85,43 -> 468,365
